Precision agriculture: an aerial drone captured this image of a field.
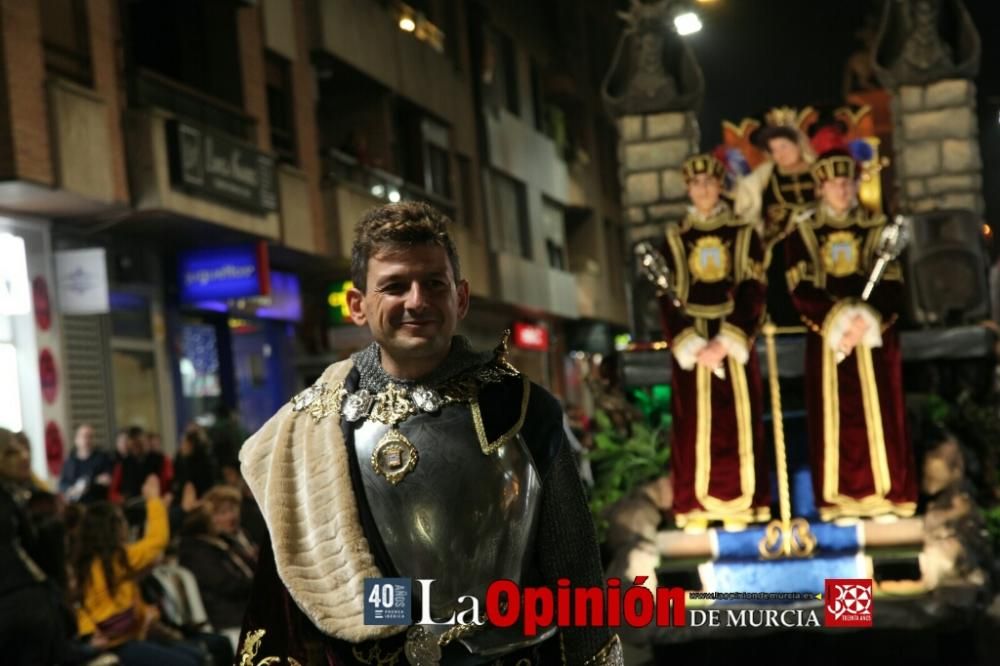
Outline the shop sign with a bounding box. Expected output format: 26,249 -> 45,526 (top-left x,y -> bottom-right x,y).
168,120 -> 278,213
55,248 -> 110,315
327,280 -> 355,324
513,322 -> 549,352
179,242 -> 271,303
252,271 -> 302,322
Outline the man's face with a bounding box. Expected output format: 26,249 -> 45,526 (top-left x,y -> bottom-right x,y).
347,244 -> 469,367
75,425 -> 94,456
821,176 -> 857,214
687,174 -> 721,213
767,137 -> 802,170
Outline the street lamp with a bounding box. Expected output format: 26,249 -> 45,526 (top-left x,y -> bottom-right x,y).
673,11 -> 702,36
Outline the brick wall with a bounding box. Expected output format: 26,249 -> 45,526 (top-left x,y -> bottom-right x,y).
291,0 -> 325,254
87,0 -> 128,202
238,4 -> 270,151
0,0 -> 52,184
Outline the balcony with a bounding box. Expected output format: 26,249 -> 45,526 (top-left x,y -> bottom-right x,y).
322,149 -> 457,255
131,68 -> 256,143
124,108 -> 280,238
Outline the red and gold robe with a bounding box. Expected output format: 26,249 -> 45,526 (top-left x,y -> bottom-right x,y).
658,203 -> 771,526
785,204 -> 917,521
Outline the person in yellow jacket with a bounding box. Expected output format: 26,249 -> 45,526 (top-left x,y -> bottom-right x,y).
74,476 -> 203,665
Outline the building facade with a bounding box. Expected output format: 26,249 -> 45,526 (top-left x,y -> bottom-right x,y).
0,0 -> 629,474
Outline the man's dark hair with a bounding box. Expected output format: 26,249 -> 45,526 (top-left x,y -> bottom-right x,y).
350,202 -> 461,292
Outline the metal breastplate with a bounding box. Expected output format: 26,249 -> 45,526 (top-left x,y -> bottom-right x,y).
353,402 -> 553,658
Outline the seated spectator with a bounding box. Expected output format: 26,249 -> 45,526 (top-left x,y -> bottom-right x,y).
109,427 -> 173,503
146,560 -> 234,665
74,476 -> 203,666
60,424 -> 114,503
0,427 -> 73,665
14,430 -> 55,493
179,486 -> 256,644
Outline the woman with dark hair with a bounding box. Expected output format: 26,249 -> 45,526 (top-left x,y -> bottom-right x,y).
179,486 -> 256,647
0,427 -> 72,665
74,476 -> 202,665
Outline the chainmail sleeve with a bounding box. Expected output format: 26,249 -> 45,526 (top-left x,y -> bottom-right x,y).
526,387 -> 623,665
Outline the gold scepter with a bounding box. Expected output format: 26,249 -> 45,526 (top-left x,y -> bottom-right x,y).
759,320 -> 816,559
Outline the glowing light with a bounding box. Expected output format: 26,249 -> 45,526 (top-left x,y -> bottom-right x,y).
371,184 -> 385,198
0,344 -> 22,432
674,12 -> 702,35
388,190 -> 401,203
0,233 -> 30,315
399,17 -> 416,32
983,224 -> 992,238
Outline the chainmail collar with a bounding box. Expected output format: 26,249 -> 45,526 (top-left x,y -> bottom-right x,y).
351,336 -> 495,392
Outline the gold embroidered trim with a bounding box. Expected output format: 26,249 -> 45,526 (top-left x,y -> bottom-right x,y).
665,223 -> 689,302
239,629 -> 304,666
818,501 -> 917,521
733,226 -> 750,282
695,356 -> 755,514
857,346 -> 891,497
674,506 -> 771,526
351,643 -> 404,665
685,300 -> 735,319
583,634 -> 624,666
472,375 -> 531,455
797,221 -> 826,289
290,345 -> 521,427
820,301 -> 892,510
786,261 -> 807,292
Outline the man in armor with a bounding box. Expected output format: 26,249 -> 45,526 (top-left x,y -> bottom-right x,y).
657,154 -> 772,534
235,202 -> 622,665
784,142 -> 918,522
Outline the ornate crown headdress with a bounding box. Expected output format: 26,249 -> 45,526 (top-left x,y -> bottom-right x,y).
681,153 -> 726,183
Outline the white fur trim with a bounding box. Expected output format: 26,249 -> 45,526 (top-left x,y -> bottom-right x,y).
673,333 -> 708,371
733,162 -> 773,232
240,360 -> 404,642
715,329 -> 749,366
825,304 -> 883,354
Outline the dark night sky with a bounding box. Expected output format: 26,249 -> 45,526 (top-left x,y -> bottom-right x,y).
666,0 -> 1000,217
